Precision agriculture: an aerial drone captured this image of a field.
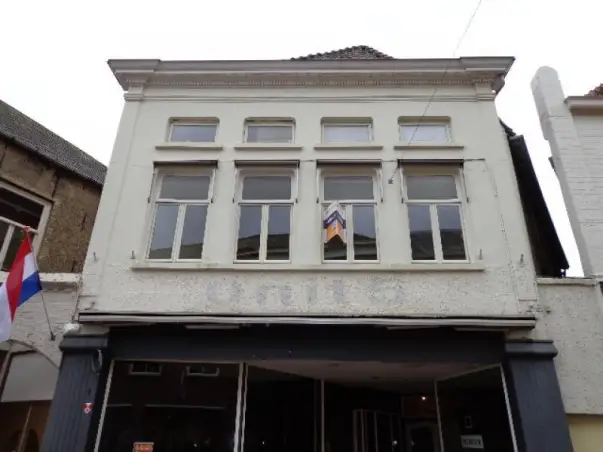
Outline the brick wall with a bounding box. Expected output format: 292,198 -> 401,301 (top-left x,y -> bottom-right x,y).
0,137 -> 102,272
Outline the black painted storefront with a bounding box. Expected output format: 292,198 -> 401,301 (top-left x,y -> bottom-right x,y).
40,325 -> 573,452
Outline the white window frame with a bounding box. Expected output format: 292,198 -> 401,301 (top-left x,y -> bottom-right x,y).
244,119 -> 295,143
234,168 -> 297,263
168,118 -> 219,143
399,121 -> 451,143
319,167 -> 381,263
186,363 -> 221,378
400,166 -> 469,263
145,167 -> 215,262
128,362 -> 163,376
321,120 -> 373,143
0,180 -> 51,269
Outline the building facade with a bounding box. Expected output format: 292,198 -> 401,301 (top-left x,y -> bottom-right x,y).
42,47 -> 574,452
0,99 -> 106,452
532,67 -> 603,451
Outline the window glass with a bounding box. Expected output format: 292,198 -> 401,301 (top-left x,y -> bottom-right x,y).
437,205 -> 466,260
352,205 -> 377,260
237,205 -> 262,260
323,124 -> 370,143
160,176 -> 211,200
408,204 -> 435,260
1,228 -> 27,271
324,176 -> 374,201
400,124 -> 449,142
406,175 -> 457,200
242,176 -> 291,200
0,187 -> 43,228
247,125 -> 293,143
170,124 -> 217,142
266,205 -> 291,260
178,205 -> 208,259
148,204 -> 179,259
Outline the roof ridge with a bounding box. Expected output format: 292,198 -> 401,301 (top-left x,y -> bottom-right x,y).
291,45 -> 394,61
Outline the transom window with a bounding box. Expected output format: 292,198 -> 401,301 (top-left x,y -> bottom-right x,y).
169,120 -> 218,143
322,120 -> 372,143
245,119 -> 294,143
236,172 -> 295,262
147,172 -> 213,261
320,171 -> 379,262
399,121 -> 450,143
402,169 -> 467,262
0,183 -> 49,271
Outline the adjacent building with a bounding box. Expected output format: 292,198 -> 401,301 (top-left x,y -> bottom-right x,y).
0,99 -> 106,451
42,47 -> 577,452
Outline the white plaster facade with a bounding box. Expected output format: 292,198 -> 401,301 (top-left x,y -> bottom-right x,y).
79,56 -> 542,324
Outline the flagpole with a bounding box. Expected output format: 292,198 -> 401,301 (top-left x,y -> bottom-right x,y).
24,227 -> 55,341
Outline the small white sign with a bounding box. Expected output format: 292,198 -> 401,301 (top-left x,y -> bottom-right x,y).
461,434 -> 484,449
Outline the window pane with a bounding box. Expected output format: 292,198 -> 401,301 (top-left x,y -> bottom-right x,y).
237,205 -> 262,260
438,205 -> 466,260
323,125 -> 370,142
0,187 -> 43,229
1,227 -> 27,271
408,204 -> 435,260
352,205 -> 377,260
178,205 -> 207,259
324,176 -> 374,200
324,205 -> 347,261
242,176 -> 291,200
247,125 -> 293,143
400,124 -> 449,142
170,124 -> 217,142
160,175 -> 210,200
406,175 -> 457,200
267,205 -> 290,260
148,204 -> 179,259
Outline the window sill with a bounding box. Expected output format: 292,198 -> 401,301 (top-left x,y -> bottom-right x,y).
234,143 -> 303,151
394,142 -> 464,150
314,143 -> 384,151
131,262 -> 485,272
155,142 -> 224,151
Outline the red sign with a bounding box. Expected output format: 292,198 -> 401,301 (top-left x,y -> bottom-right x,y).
83,402 -> 93,414
134,442 -> 154,452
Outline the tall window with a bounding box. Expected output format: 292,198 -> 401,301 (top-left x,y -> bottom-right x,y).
147,171 -> 213,261
169,120 -> 218,142
322,119 -> 372,143
0,183 -> 48,271
399,121 -> 450,143
245,119 -> 294,143
321,170 -> 379,262
403,169 -> 467,261
236,171 -> 294,262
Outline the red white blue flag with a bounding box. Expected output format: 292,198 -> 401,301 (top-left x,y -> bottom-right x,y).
0,233 -> 42,341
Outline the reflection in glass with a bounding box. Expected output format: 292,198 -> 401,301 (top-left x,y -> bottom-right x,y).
408,204 -> 435,260
437,205 -> 466,260
242,177 -> 291,200
324,176 -> 373,201
148,204 -> 179,259
247,125 -> 293,143
160,176 -> 211,200
406,176 -> 457,200
352,205 -> 377,260
237,205 -> 262,260
323,205 -> 346,261
266,205 -> 291,260
170,124 -> 217,142
323,124 -> 371,143
178,205 -> 208,259
400,124 -> 449,142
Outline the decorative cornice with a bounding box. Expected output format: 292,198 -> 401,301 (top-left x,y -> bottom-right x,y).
109,57 -> 514,95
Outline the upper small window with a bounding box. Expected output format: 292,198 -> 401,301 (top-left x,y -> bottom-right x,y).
322,120 -> 372,143
169,120 -> 218,143
245,119 -> 294,143
399,121 -> 450,143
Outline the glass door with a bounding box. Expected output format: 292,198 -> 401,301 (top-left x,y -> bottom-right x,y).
435,366 -> 517,452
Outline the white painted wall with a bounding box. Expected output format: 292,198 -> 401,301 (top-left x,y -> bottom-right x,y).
81,80 -> 538,317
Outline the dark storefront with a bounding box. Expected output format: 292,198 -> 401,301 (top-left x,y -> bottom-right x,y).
40,324 -> 572,452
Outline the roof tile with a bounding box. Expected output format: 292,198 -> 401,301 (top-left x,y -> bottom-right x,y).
292,45 -> 393,61
587,84 -> 603,97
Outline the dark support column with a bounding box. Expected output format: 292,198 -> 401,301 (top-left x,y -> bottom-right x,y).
41,334 -> 109,452
504,341 -> 573,452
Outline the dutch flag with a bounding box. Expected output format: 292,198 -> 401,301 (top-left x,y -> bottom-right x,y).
0,233 -> 42,341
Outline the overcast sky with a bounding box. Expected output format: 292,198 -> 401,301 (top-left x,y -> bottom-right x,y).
0,0 -> 600,275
